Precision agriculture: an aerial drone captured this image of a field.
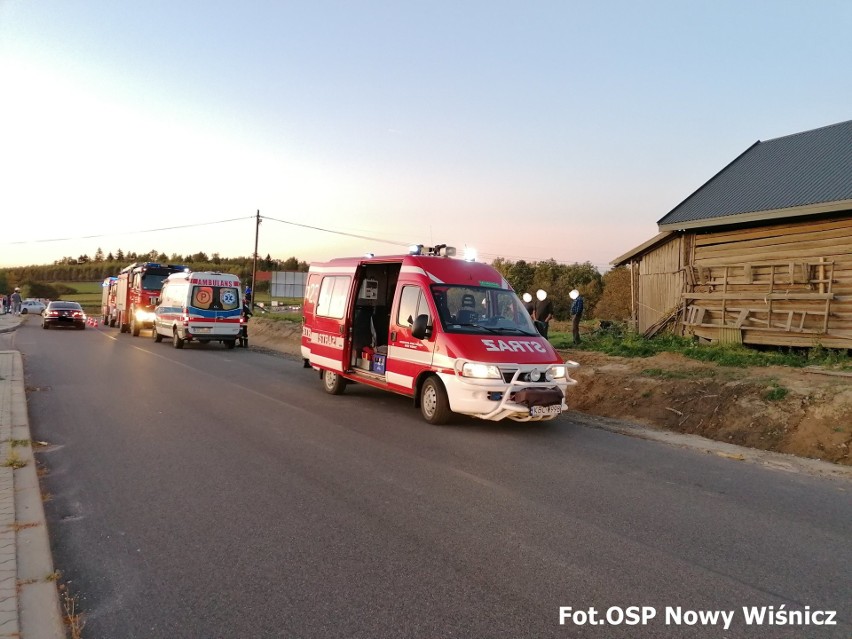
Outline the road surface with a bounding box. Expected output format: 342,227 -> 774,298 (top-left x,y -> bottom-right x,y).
5,319 -> 850,638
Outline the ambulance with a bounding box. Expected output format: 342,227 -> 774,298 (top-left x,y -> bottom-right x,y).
301,245 -> 578,424
152,271 -> 242,349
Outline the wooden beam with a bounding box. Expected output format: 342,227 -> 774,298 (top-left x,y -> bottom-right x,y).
683,292 -> 834,300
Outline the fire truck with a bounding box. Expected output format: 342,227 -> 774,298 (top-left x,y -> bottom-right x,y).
115,262 -> 187,336
100,276 -> 119,327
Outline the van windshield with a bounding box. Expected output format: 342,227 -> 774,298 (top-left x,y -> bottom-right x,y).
190,286 -> 240,311
430,285 -> 538,335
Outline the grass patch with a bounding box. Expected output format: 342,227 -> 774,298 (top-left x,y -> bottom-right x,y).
57,580 -> 85,639
253,312 -> 301,323
551,324 -> 852,370
640,368 -> 716,380
9,439 -> 30,448
48,281 -> 102,314
1,451 -> 26,469
764,383 -> 789,401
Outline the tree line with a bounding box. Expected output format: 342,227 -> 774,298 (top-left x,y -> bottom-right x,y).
3,250 -> 308,282
490,258 -> 629,321
2,251 -> 631,321
48,247 -> 310,272
0,251 -> 308,297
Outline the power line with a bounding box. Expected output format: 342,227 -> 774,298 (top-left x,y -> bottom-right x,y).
3,210 -> 611,270
1,216 -> 253,245
262,215 -> 610,269
260,215 -> 411,247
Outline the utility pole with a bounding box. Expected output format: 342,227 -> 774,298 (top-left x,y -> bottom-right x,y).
251,209 -> 260,309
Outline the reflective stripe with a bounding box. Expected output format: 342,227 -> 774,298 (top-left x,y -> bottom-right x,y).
387,345 -> 432,365
310,332 -> 344,349
386,371 -> 414,389
310,354 -> 344,372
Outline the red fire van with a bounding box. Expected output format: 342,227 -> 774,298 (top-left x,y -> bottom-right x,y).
301,245 -> 577,424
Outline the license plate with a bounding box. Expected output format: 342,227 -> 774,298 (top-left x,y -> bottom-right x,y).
530,405 -> 562,416
195,327 -> 212,334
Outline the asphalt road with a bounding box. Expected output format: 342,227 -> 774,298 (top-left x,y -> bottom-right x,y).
5,319 -> 851,638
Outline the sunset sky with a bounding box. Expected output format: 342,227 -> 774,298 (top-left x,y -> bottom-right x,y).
1,1 -> 850,271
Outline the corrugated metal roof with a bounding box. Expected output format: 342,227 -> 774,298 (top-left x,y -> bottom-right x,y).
657,120 -> 852,229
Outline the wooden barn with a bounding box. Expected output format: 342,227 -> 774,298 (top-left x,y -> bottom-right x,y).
612,120 -> 852,349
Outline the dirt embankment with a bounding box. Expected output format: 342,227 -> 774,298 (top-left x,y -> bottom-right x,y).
249,317 -> 852,466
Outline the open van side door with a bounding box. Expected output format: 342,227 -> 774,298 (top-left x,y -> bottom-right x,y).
307,274 -> 353,373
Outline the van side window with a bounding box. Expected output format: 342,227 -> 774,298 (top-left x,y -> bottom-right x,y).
317,276 -> 350,319
397,286 -> 430,326
305,275 -> 320,305
165,282 -> 187,307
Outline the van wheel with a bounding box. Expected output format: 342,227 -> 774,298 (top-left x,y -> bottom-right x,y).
152,326 -> 163,343
322,370 -> 346,395
225,339 -> 236,349
172,330 -> 184,349
131,316 -> 140,336
421,377 -> 451,425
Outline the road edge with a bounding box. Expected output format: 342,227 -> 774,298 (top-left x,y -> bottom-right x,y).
8,351 -> 65,638
569,410 -> 852,481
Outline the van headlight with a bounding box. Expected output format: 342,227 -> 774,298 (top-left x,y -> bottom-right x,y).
460,362 -> 501,379
135,309 -> 155,322
549,365 -> 567,379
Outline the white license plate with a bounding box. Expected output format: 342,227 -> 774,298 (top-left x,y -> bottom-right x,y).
195,327 -> 212,334
530,405 -> 562,416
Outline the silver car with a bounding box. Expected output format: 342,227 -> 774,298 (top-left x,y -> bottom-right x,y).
20,300 -> 47,315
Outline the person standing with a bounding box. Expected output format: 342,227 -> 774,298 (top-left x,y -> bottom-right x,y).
570,289 -> 584,345
238,299 -> 253,348
534,289 -> 553,338
522,292 -> 535,316
10,288 -> 22,316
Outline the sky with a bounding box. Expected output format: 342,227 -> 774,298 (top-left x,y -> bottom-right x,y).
1,1 -> 850,272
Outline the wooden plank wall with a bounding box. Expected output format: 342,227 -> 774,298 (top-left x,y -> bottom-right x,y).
687,214 -> 852,348
636,236 -> 683,333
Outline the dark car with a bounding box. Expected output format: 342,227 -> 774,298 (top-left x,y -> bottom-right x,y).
42,301 -> 87,330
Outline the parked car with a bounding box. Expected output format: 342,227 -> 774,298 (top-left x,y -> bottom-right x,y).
42,301 -> 86,330
20,299 -> 47,315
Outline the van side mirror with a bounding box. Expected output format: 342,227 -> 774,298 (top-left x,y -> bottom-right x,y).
411,314 -> 432,340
